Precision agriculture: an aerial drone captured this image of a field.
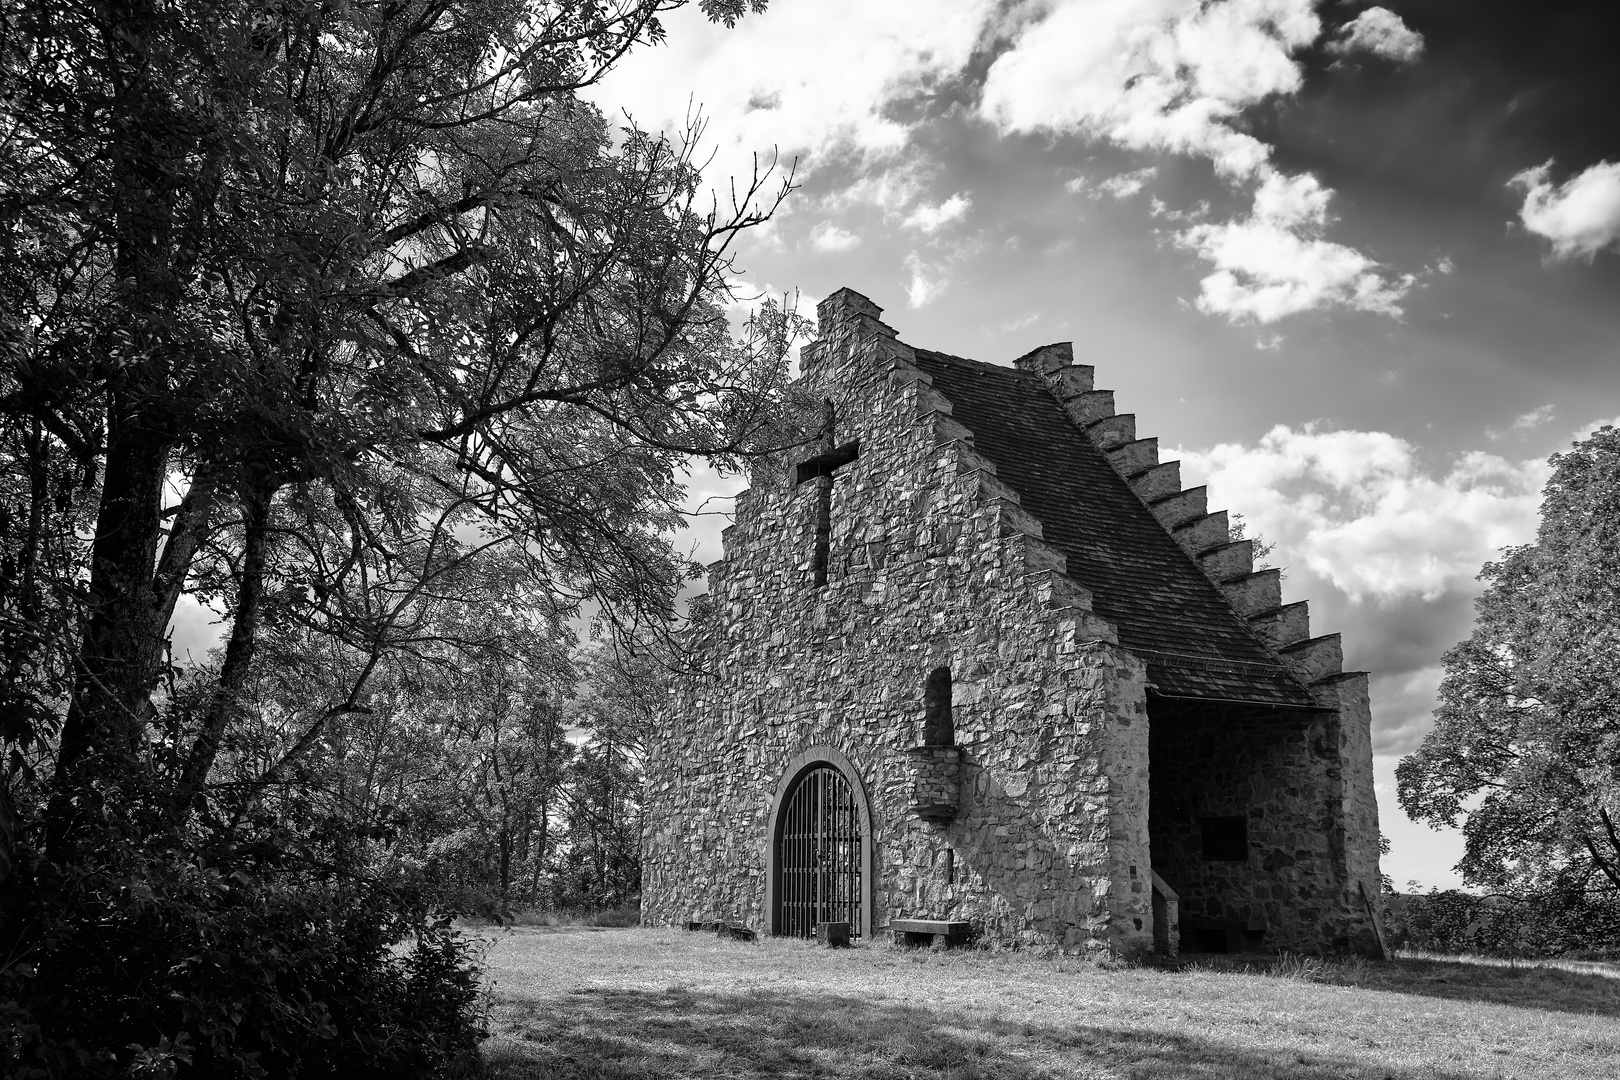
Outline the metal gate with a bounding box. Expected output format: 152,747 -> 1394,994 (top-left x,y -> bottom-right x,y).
776,764 -> 863,939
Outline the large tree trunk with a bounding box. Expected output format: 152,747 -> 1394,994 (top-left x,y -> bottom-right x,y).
51,406 -> 171,791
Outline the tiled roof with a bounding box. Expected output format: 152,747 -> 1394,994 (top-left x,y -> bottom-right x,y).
911,348 -> 1315,709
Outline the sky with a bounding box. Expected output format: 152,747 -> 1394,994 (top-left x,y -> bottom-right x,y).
581,0 -> 1620,890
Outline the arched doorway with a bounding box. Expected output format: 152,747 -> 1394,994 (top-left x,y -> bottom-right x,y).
767,746 -> 873,939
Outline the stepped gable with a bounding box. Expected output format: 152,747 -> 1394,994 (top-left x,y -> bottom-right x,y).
910,347 -> 1315,709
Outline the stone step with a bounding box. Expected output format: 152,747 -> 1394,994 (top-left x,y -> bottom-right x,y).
1064,389 -> 1115,425
1280,633 -> 1344,683
1150,486 -> 1207,529
1172,510 -> 1228,556
1011,341 -> 1075,376
1107,437 -> 1159,476
1249,601 -> 1310,649
1049,364 -> 1095,399
1219,568 -> 1282,618
1087,413 -> 1136,449
1198,539 -> 1253,581
1129,460 -> 1181,502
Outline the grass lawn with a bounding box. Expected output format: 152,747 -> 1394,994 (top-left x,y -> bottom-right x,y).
476,926 -> 1620,1079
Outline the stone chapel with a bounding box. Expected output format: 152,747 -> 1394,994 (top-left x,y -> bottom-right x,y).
641,288 -> 1385,957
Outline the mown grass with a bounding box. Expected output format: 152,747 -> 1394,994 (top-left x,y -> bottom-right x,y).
476,927 -> 1620,1079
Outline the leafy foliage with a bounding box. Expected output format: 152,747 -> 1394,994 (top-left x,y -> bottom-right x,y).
1397,426 -> 1620,954
0,0 -> 790,1074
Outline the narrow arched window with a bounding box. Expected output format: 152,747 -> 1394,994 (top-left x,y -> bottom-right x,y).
922,666 -> 953,746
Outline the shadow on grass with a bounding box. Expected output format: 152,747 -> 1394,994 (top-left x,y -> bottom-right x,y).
1176,951 -> 1620,1020
485,985 -> 1473,1080
1346,956 -> 1620,1019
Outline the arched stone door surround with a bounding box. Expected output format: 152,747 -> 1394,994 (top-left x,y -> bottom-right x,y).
765,745 -> 875,939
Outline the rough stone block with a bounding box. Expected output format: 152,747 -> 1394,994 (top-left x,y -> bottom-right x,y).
1219,569 -> 1282,618
1087,413 -> 1136,449
1107,437 -> 1159,476
815,921 -> 851,947
1150,486 -> 1208,529
1172,511 -> 1228,556
1248,601 -> 1310,649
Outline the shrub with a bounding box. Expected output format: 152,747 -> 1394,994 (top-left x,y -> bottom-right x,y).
1,830 -> 487,1079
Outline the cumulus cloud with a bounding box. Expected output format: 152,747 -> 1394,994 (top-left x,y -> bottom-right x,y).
1171,420 -> 1564,760
1175,423 -> 1548,603
902,193 -> 973,233
978,0 -> 1413,322
596,2 -> 1417,324
1326,6 -> 1425,63
1177,172 -> 1414,322
1512,404 -> 1556,432
808,222 -> 861,252
1509,159 -> 1620,261
588,2 -> 990,185
1097,167 -> 1158,199
980,0 -> 1318,179
904,251 -> 950,307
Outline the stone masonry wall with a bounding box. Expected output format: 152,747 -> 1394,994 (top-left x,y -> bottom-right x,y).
642,290 -> 1155,955
1148,703 -> 1349,951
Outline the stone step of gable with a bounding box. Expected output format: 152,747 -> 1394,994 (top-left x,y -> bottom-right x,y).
1219,568 -> 1282,618
1279,633 -> 1344,683
1150,485 -> 1207,530
1248,601 -> 1310,649
1198,539 -> 1254,581
1128,460 -> 1181,503
1172,510 -> 1227,556
1107,437 -> 1159,476
1086,413 -> 1136,449
1064,389 -> 1115,426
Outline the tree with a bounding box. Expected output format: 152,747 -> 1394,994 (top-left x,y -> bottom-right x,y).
2,0 -> 795,839
1398,426 -> 1620,951
0,1 -> 797,1073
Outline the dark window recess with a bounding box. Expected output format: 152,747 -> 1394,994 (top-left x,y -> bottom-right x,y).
1200,816 -> 1249,861
922,666 -> 953,745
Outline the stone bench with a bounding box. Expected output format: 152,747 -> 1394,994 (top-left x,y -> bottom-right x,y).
890,918 -> 971,948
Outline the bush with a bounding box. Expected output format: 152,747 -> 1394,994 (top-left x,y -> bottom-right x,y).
1385,885 -> 1620,960
1,833 -> 487,1079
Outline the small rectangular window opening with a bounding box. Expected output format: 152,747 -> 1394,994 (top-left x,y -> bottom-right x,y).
1200,816 -> 1249,862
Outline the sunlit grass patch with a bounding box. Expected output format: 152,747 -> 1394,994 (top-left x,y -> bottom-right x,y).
479,927 -> 1620,1079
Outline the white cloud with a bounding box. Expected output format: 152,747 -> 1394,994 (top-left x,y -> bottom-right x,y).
1509,159 -> 1620,261
1175,423 -> 1548,602
1064,176 -> 1089,195
902,193 -> 973,233
904,251 -> 949,307
980,0 -> 1318,180
1177,171 -> 1413,322
977,1 -> 1411,323
1326,7 -> 1425,63
595,2 -> 1415,324
1097,166 -> 1158,199
1512,404 -> 1556,432
587,1 -> 993,197
808,221 -> 862,252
